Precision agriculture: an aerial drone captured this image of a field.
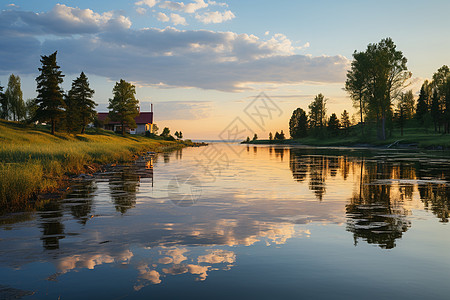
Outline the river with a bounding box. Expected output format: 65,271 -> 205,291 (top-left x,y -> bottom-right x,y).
1,143 -> 450,299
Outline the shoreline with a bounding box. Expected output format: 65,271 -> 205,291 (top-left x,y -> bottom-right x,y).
0,120 -> 205,213
241,137 -> 450,151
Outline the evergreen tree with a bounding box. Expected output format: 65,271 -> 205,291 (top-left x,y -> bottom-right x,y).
35,51 -> 65,135
67,72 -> 96,134
431,89 -> 441,132
179,131 -> 183,139
416,81 -> 431,124
308,94 -> 327,133
252,133 -> 258,141
289,107 -> 308,138
175,131 -> 180,139
269,132 -> 273,140
395,98 -> 406,136
402,90 -> 415,120
5,74 -> 25,121
341,110 -> 351,135
274,131 -> 280,140
108,79 -> 139,135
279,130 -> 286,140
444,81 -> 450,133
327,113 -> 340,134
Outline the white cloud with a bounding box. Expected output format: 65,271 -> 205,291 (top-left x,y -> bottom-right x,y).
135,0 -> 159,8
207,1 -> 228,7
159,0 -> 208,13
136,7 -> 147,15
170,13 -> 187,25
156,12 -> 170,22
0,6 -> 349,92
0,4 -> 131,36
195,10 -> 235,24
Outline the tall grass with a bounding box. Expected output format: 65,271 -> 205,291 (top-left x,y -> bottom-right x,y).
0,120 -> 184,211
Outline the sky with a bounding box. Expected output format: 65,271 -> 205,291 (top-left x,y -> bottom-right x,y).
1,0 -> 450,139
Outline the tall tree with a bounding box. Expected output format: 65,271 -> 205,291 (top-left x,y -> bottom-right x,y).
35,51 -> 65,135
431,65 -> 450,133
345,51 -> 369,134
308,94 -> 327,135
108,79 -> 139,135
416,81 -> 431,124
444,79 -> 450,133
67,72 -> 96,133
431,89 -> 441,132
5,74 -> 25,121
346,38 -> 411,140
341,110 -> 351,135
327,113 -> 340,134
401,90 -> 415,119
289,107 -> 308,138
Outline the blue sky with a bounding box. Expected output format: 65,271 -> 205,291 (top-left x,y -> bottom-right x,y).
1,0 -> 449,139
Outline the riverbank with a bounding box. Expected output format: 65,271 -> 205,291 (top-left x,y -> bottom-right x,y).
244,130 -> 450,150
0,120 -> 190,212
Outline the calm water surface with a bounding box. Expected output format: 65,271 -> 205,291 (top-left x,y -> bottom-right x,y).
1,144 -> 450,299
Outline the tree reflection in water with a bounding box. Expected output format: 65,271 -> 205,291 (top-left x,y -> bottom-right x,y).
38,201 -> 65,250
63,181 -> 96,225
288,148 -> 450,249
346,161 -> 411,249
109,166 -> 141,214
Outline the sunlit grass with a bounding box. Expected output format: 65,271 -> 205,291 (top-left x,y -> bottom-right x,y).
0,120 -> 184,211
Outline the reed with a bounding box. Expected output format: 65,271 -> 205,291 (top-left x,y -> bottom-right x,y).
0,120 -> 184,211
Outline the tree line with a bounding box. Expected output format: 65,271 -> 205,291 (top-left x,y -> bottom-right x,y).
289,38 -> 450,140
0,51 -> 167,137
288,93 -> 351,139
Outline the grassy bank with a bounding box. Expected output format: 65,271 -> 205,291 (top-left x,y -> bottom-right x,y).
246,124 -> 450,149
0,120 -> 186,211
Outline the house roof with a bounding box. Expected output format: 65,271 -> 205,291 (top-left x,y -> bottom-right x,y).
97,112 -> 153,125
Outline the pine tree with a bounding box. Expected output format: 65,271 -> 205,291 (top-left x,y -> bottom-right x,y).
431,89 -> 440,132
416,81 -> 430,124
269,132 -> 273,140
108,79 -> 139,135
289,108 -> 308,139
444,82 -> 450,133
67,72 -> 96,134
327,113 -> 340,134
35,51 -> 65,135
341,110 -> 351,135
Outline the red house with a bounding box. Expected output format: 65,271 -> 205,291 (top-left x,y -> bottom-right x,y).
97,111 -> 153,134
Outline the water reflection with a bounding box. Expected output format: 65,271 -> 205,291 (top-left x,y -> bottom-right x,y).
39,201 -> 65,250
346,161 -> 411,249
1,145 -> 450,298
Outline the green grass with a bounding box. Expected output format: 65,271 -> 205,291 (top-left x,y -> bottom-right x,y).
0,120 -> 185,211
